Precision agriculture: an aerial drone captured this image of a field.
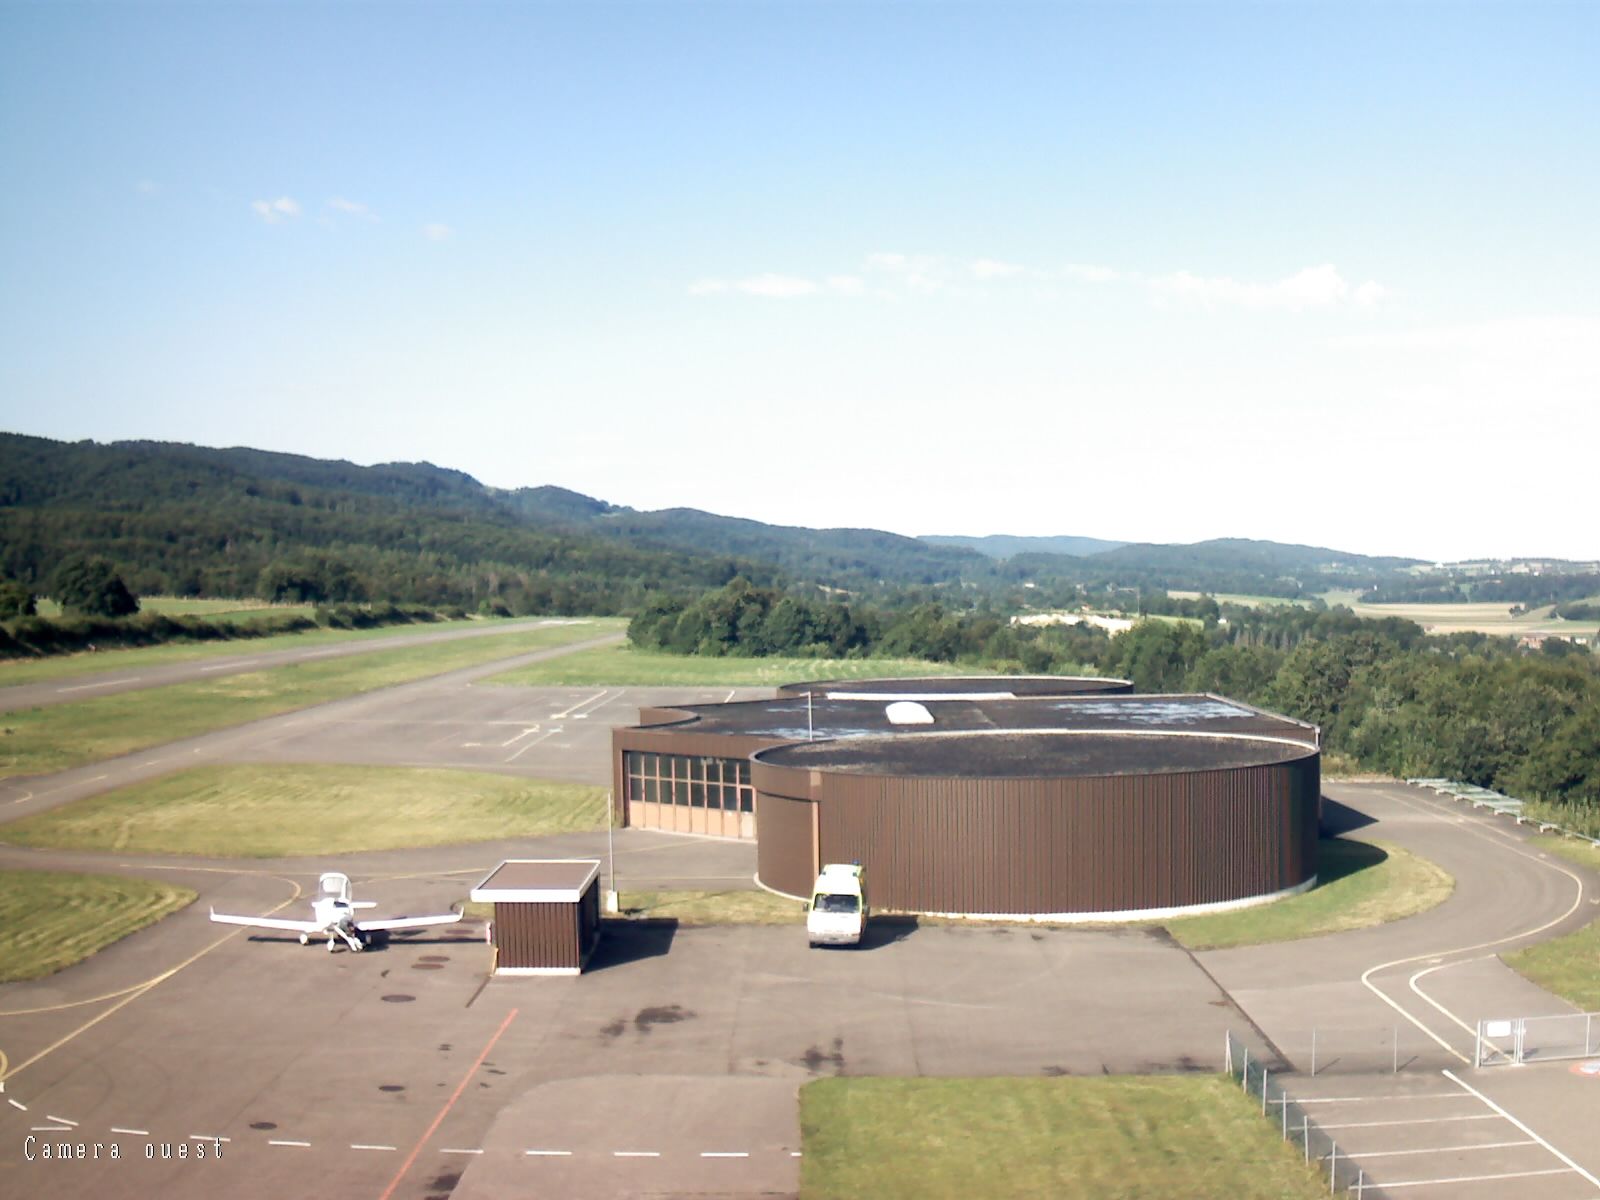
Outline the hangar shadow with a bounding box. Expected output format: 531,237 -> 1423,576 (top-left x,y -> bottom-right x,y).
588,918 -> 678,972
1316,837 -> 1389,886
1320,795 -> 1378,837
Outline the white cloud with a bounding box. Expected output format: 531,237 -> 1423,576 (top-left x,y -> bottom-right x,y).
1148,263 -> 1383,312
1062,262 -> 1122,283
689,273 -> 820,298
250,196 -> 302,224
421,223 -> 454,241
865,252 -> 947,292
970,258 -> 1027,280
328,196 -> 378,221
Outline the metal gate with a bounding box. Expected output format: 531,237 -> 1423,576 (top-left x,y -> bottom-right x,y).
1476,1012 -> 1600,1067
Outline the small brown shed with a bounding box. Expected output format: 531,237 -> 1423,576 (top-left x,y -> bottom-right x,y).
471,859 -> 602,976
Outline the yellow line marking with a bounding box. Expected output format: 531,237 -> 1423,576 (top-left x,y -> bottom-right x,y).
0,876 -> 302,1082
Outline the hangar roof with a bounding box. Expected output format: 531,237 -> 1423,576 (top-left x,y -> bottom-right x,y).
776,675 -> 1130,699
638,691 -> 1315,745
755,729 -> 1314,778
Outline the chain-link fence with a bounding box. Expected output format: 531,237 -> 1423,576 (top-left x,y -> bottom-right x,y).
1277,1024 -> 1460,1076
1225,1031 -> 1377,1196
1476,1011 -> 1600,1067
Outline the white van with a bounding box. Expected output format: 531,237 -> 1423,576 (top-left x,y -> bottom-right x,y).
806,863 -> 867,947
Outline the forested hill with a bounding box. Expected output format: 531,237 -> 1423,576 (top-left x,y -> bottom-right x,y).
922,533 -> 1127,558
0,434 -> 771,613
0,432 -> 1439,612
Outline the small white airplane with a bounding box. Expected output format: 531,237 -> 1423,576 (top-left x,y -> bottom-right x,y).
210,872 -> 463,953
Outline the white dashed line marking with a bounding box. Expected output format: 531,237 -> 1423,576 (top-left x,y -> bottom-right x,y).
525,1149 -> 572,1156
56,677 -> 141,693
268,1139 -> 311,1147
351,1144 -> 397,1152
791,1151 -> 802,1157
46,1115 -> 78,1126
7,1099 -> 27,1111
440,1148 -> 483,1155
1319,1114 -> 1501,1131
613,1150 -> 661,1158
701,1151 -> 750,1158
189,1134 -> 230,1143
111,1127 -> 149,1136
32,1125 -> 73,1132
1355,1140 -> 1537,1159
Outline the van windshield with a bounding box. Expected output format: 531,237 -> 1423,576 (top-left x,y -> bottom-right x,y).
813,894 -> 860,914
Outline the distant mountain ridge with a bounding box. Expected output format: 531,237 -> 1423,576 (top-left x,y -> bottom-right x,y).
0,432 -> 1476,611
922,533 -> 1127,559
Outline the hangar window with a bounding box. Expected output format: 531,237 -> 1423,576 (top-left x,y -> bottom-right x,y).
625,752 -> 754,813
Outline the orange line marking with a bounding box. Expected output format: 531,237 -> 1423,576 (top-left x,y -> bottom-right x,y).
377,1007 -> 518,1200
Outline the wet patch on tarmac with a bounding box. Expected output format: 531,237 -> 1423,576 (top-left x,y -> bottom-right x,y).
412,962 -> 445,970
634,1004 -> 692,1033
250,1120 -> 277,1130
382,994 -> 416,1003
379,1084 -> 405,1093
800,1036 -> 846,1075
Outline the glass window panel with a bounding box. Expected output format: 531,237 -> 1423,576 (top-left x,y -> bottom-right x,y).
673,778 -> 688,805
644,778 -> 658,804
689,758 -> 705,783
704,758 -> 722,785
739,787 -> 754,814
644,754 -> 659,776
736,760 -> 751,785
691,782 -> 704,808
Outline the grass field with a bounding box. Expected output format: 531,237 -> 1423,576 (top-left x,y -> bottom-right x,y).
0,614 -> 587,689
1531,833 -> 1600,871
1504,910 -> 1600,1011
1161,838 -> 1453,951
619,889 -> 803,924
0,764 -> 608,857
0,620 -> 621,780
32,596 -> 316,623
0,868 -> 197,982
1170,591 -> 1311,609
1319,591 -> 1600,639
799,1075 -> 1326,1200
487,643 -> 984,687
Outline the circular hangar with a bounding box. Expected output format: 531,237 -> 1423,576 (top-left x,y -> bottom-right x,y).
775,675 -> 1132,699
752,728 -> 1319,919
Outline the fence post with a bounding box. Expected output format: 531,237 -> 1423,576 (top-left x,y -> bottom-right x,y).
1225,1030 -> 1233,1075
1357,1167 -> 1365,1197
1241,1045 -> 1249,1092
1262,1068 -> 1269,1115
1329,1141 -> 1337,1193
1282,1094 -> 1289,1139
1302,1118 -> 1310,1164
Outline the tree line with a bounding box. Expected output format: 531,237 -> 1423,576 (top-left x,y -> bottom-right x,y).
630,580 -> 1600,825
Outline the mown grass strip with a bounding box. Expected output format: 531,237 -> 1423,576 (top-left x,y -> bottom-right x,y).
0,620 -> 622,780
0,615 -> 574,688
799,1075 -> 1328,1200
618,889 -> 803,924
486,643 -> 983,687
0,868 -> 197,982
0,764 -> 609,857
1163,838 -> 1453,951
1505,916 -> 1600,1012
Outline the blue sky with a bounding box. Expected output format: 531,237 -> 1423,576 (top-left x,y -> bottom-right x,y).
1,1 -> 1595,561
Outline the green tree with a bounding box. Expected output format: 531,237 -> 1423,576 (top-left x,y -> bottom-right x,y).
0,578 -> 37,618
51,556 -> 139,617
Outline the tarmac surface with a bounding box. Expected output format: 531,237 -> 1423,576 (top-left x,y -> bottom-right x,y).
0,616 -> 602,713
1,636 -> 1598,1199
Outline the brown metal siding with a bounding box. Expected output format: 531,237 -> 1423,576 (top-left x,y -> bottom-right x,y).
494,899 -> 579,970
755,752 -> 1319,915
753,789 -> 817,899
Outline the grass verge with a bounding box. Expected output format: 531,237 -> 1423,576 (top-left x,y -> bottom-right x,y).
0,615 -> 585,689
618,889 -> 802,924
1504,915 -> 1600,1011
486,643 -> 984,687
1530,834 -> 1600,872
0,620 -> 622,780
0,869 -> 197,982
799,1075 -> 1327,1200
1162,838 -> 1453,951
0,764 -> 608,857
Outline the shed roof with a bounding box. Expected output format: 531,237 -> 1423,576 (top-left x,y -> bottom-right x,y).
471,859 -> 601,902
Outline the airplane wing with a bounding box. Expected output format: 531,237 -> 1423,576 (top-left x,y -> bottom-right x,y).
210,907 -> 322,934
358,910 -> 463,933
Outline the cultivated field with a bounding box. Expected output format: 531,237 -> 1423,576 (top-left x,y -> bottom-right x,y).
800,1075 -> 1327,1199
0,868 -> 196,981
1321,591 -> 1600,638
0,764 -> 608,857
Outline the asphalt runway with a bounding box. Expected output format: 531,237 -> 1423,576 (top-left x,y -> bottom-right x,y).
2,646 -> 1599,1198
0,616 -> 604,713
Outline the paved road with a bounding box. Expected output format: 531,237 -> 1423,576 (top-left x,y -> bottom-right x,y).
0,616 -> 604,713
